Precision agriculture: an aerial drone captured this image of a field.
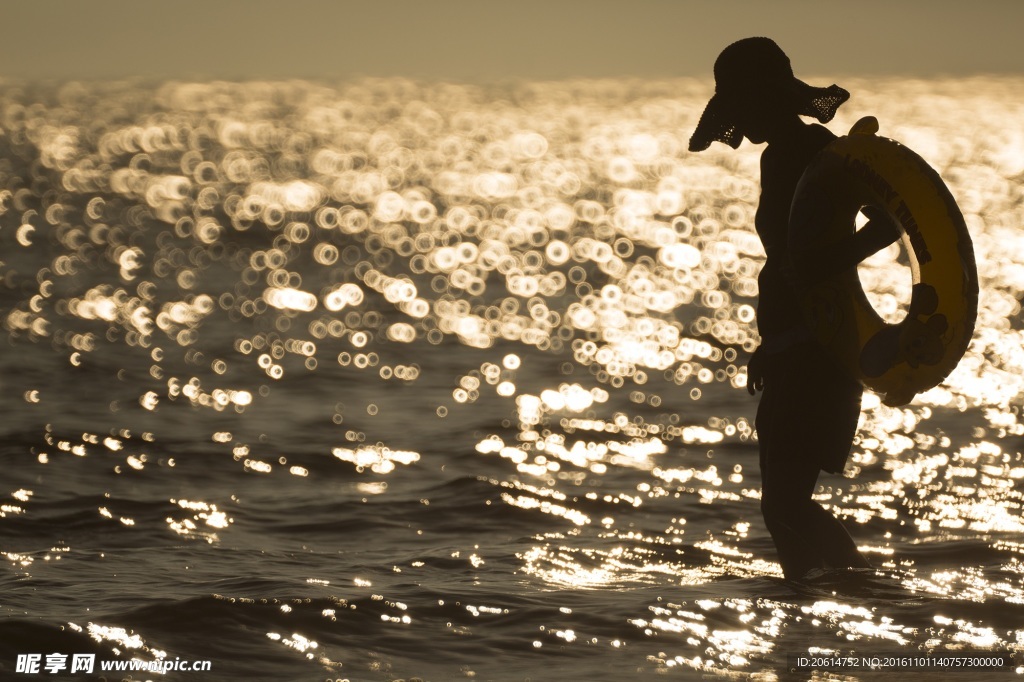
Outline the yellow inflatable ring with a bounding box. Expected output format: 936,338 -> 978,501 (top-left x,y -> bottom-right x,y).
789,117 -> 978,407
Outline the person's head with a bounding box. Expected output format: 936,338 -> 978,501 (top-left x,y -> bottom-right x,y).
689,37 -> 849,151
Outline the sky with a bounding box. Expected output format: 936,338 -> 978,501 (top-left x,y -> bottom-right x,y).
1,1 -> 1022,83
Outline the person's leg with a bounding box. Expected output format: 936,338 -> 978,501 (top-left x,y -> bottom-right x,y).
759,436 -> 828,578
801,346 -> 871,570
760,443 -> 869,577
757,351 -> 869,579
757,375 -> 822,578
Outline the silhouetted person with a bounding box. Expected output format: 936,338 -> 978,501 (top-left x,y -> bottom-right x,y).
689,37 -> 900,580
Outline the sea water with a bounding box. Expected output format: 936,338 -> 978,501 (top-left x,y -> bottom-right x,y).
1,76 -> 1024,680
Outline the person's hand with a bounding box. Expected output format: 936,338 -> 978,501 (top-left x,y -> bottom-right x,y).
746,345 -> 766,396
858,205 -> 902,252
860,204 -> 892,226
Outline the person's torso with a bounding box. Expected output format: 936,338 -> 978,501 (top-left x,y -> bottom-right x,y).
754,123 -> 837,339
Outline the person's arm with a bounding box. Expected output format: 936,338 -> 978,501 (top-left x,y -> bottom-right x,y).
792,207 -> 901,287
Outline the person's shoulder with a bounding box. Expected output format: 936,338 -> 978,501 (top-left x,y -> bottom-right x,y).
763,124 -> 836,161
782,124 -> 839,166
760,124 -> 839,178
805,123 -> 839,148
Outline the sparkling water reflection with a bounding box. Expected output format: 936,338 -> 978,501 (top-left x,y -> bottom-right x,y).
1,76 -> 1023,680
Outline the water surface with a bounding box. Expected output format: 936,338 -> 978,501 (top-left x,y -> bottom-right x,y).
2,76 -> 1024,680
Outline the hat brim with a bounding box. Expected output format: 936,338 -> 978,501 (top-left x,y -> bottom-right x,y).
688,80 -> 850,152
688,93 -> 743,153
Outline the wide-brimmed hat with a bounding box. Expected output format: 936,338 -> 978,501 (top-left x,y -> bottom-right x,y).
688,37 -> 849,152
